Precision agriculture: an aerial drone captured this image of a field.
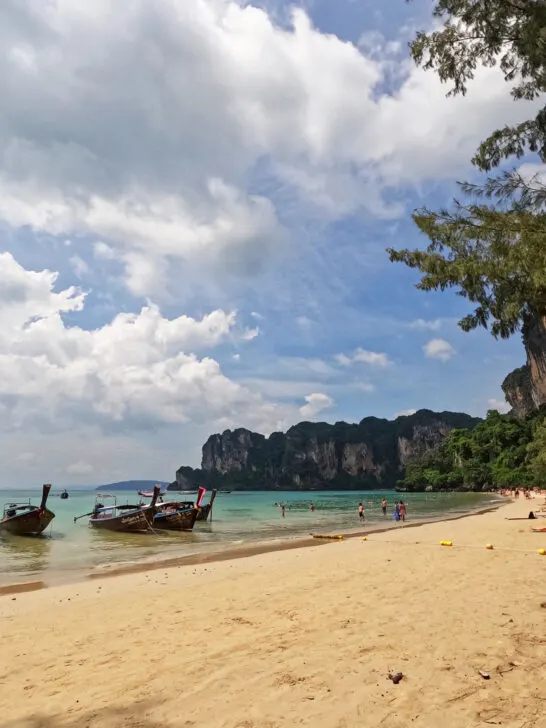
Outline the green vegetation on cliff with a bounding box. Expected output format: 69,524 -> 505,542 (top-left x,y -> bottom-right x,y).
399,409 -> 546,492
172,409 -> 481,491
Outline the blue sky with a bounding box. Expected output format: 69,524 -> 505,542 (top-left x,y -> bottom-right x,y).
0,0 -> 536,486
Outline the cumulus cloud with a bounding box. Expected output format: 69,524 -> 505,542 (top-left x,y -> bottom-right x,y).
409,318 -> 442,331
299,393 -> 334,419
0,253 -> 290,433
395,408 -> 417,418
0,1 -> 535,296
488,398 -> 511,414
423,338 -> 455,362
336,348 -> 392,367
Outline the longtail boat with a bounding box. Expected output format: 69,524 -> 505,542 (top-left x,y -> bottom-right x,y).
0,484 -> 55,536
151,487 -> 206,531
196,489 -> 217,522
75,485 -> 161,532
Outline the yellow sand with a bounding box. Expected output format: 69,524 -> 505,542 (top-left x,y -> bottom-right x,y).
1,499 -> 545,728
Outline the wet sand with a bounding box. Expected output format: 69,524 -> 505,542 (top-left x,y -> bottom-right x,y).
0,498 -> 545,728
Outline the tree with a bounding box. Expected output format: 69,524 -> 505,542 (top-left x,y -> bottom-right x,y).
398,408 -> 543,490
409,0 -> 546,172
389,199 -> 546,338
526,414 -> 546,476
389,1 -> 546,341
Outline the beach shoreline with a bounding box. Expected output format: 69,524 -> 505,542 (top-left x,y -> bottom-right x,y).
0,496 -> 544,728
0,498 -> 504,595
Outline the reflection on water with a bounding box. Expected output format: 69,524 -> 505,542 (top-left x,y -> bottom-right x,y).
0,488 -> 501,583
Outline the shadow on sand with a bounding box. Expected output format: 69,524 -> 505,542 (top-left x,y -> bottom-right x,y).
0,702 -> 189,728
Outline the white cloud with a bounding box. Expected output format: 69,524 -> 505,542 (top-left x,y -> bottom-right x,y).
423,338 -> 455,362
69,255 -> 90,279
410,318 -> 441,331
241,327 -> 259,341
354,382 -> 375,394
488,398 -> 511,414
93,242 -> 115,260
66,461 -> 94,475
0,1 -> 536,296
395,408 -> 417,418
518,163 -> 546,185
0,253 -> 292,433
336,348 -> 392,367
299,393 -> 334,419
15,452 -> 36,463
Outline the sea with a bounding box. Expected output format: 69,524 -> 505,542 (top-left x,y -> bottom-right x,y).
0,488 -> 501,586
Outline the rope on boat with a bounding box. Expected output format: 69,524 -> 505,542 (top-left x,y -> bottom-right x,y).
145,516 -> 160,537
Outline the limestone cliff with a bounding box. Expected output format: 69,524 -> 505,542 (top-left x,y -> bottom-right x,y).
172,409 -> 480,491
502,314 -> 546,419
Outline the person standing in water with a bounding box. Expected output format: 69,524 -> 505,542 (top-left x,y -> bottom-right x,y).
358,503 -> 364,522
309,502 -> 315,512
281,504 -> 286,518
398,500 -> 407,522
381,498 -> 387,517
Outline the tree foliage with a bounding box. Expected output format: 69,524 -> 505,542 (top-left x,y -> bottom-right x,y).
389,1 -> 546,341
388,200 -> 546,338
409,0 -> 546,171
400,408 -> 546,491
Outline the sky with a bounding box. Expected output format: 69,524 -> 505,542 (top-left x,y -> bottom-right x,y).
0,0 -> 538,487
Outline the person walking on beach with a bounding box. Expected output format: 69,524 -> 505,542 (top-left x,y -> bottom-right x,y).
393,501 -> 400,522
358,503 -> 364,522
398,500 -> 407,522
281,504 -> 286,518
381,498 -> 387,517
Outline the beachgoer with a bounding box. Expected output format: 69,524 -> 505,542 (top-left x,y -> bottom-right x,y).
393,502 -> 400,522
381,498 -> 387,516
309,502 -> 315,512
399,500 -> 407,522
358,503 -> 364,521
281,504 -> 285,518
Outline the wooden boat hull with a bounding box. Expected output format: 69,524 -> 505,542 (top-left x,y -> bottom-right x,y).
89,508 -> 154,533
0,508 -> 55,536
196,503 -> 212,522
153,507 -> 198,531
195,489 -> 217,522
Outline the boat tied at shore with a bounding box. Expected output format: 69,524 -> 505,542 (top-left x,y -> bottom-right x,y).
0,484 -> 56,537
152,486 -> 207,531
74,485 -> 161,532
196,488 -> 217,522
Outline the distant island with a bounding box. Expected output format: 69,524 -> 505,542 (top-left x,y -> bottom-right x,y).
94,480 -> 169,492
170,409 -> 482,492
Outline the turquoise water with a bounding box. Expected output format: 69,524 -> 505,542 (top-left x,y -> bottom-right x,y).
0,488 -> 500,584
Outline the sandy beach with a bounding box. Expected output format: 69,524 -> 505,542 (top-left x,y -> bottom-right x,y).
1,498 -> 545,728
